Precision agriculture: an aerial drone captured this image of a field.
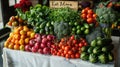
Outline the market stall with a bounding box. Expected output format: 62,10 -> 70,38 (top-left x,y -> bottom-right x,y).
2,0 -> 120,67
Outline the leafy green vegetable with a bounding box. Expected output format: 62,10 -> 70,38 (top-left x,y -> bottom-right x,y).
54,21 -> 70,40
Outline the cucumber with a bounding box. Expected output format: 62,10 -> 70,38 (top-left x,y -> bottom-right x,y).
40,22 -> 46,29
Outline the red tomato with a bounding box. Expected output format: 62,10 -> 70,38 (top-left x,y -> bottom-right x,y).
64,50 -> 68,54
73,40 -> 77,44
65,54 -> 70,58
61,53 -> 65,57
75,53 -> 80,58
70,35 -> 75,40
68,50 -> 73,55
65,46 -> 70,51
71,54 -> 75,59
72,47 -> 77,52
79,42 -> 83,48
57,52 -> 61,56
59,49 -> 63,53
84,42 -> 88,46
62,46 -> 65,50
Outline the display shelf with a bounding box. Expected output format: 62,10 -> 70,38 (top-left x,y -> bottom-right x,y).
2,48 -> 114,67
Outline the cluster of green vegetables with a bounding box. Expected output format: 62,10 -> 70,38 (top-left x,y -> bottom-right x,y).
49,8 -> 80,23
96,6 -> 117,24
70,21 -> 95,36
81,36 -> 114,64
54,21 -> 70,40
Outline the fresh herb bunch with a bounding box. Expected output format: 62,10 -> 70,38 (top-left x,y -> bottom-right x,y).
49,8 -> 80,23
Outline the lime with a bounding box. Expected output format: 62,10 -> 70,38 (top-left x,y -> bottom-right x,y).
69,22 -> 74,26
74,22 -> 78,26
84,29 -> 89,35
46,22 -> 51,27
76,25 -> 81,29
76,29 -> 81,34
81,26 -> 85,31
72,27 -> 76,32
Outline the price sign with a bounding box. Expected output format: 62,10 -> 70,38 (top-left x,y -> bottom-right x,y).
50,1 -> 78,10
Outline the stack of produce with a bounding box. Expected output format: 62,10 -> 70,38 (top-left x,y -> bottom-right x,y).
4,1 -> 116,64
81,36 -> 114,64
4,26 -> 35,50
51,35 -> 88,59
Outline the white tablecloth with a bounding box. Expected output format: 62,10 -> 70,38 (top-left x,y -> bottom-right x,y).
2,48 -> 114,67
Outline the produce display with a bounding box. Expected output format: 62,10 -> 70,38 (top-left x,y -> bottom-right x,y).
4,0 -> 120,64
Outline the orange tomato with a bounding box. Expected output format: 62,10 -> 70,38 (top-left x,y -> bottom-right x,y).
93,14 -> 97,18
81,13 -> 87,19
87,9 -> 93,14
87,18 -> 93,24
14,44 -> 20,50
87,14 -> 93,19
81,9 -> 87,14
84,7 -> 90,11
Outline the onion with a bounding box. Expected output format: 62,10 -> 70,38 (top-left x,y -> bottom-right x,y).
25,45 -> 31,52
42,35 -> 47,39
43,47 -> 50,54
40,43 -> 47,48
42,38 -> 48,44
29,39 -> 35,47
38,49 -> 43,54
80,1 -> 91,8
31,47 -> 38,53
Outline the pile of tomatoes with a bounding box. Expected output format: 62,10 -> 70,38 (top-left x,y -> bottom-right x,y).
81,7 -> 97,24
51,35 -> 88,59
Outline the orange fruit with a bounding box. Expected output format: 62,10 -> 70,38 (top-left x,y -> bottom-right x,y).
19,39 -> 25,45
14,44 -> 20,50
18,26 -> 23,30
20,34 -> 26,39
20,30 -> 26,35
23,26 -> 29,32
14,34 -> 20,40
30,32 -> 35,38
4,41 -> 9,48
27,31 -> 32,37
8,43 -> 14,49
25,38 -> 30,44
15,40 -> 19,45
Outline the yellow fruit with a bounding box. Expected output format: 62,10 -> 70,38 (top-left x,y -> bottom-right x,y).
20,30 -> 26,35
30,32 -> 35,38
20,45 -> 25,51
23,26 -> 29,32
8,43 -> 14,49
25,38 -> 30,44
19,39 -> 25,45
